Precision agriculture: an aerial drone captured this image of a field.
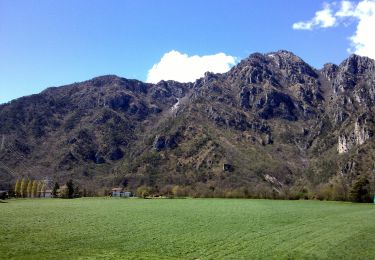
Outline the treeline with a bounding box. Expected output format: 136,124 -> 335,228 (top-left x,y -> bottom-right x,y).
10,176 -> 374,203
14,178 -> 48,198
13,178 -> 80,199
134,175 -> 375,203
314,176 -> 375,203
56,179 -> 80,199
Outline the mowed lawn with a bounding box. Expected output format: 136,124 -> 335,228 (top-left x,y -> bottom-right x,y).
0,198 -> 374,259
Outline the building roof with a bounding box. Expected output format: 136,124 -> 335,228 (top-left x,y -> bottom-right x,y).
112,188 -> 123,192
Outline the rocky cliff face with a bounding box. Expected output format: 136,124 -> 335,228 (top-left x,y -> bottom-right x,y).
338,119 -> 373,154
1,51 -> 375,197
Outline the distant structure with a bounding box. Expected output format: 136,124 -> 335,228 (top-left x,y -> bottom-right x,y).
39,177 -> 53,198
38,188 -> 53,198
44,189 -> 53,198
111,188 -> 131,197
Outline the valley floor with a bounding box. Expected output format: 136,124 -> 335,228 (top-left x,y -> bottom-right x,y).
0,198 -> 374,259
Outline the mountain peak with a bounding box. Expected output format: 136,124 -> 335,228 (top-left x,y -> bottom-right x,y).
339,53 -> 375,75
267,49 -> 298,56
266,50 -> 309,66
1,51 -> 375,200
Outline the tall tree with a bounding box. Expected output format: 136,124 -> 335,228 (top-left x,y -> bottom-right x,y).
14,179 -> 20,198
52,182 -> 59,198
66,179 -> 74,199
31,180 -> 38,198
20,178 -> 27,198
26,179 -> 32,198
36,181 -> 43,198
40,183 -> 46,198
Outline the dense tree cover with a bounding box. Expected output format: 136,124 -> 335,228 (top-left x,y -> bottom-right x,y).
12,178 -> 82,199
9,175 -> 374,202
132,177 -> 374,202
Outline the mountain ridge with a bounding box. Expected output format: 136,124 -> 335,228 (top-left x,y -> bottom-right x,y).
1,50 -> 375,199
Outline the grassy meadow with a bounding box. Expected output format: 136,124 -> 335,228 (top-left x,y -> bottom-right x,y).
0,198 -> 374,259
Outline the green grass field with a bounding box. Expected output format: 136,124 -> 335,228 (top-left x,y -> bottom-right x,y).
1,198 -> 374,259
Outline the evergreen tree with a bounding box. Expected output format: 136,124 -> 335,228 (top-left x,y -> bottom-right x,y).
75,185 -> 81,198
66,179 -> 74,199
31,180 -> 38,198
52,182 -> 59,198
14,179 -> 20,198
26,179 -> 32,198
20,178 -> 27,198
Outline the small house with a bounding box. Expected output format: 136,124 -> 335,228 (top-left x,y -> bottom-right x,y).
44,189 -> 53,198
111,188 -> 131,197
38,189 -> 53,198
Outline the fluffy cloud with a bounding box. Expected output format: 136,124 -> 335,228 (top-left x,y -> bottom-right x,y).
146,50 -> 236,83
292,0 -> 375,59
293,3 -> 336,30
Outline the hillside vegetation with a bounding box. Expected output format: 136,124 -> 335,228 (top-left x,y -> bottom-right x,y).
1,51 -> 375,200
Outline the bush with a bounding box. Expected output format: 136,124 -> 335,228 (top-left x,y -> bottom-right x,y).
349,177 -> 372,203
160,185 -> 174,198
172,186 -> 192,197
316,183 -> 333,201
0,191 -> 8,200
137,186 -> 152,198
331,177 -> 349,201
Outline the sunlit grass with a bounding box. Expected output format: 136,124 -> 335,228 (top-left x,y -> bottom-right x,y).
1,198 -> 374,259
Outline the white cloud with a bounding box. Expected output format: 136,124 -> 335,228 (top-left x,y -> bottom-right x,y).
346,0 -> 375,58
335,1 -> 356,17
146,50 -> 236,83
292,0 -> 375,59
293,3 -> 336,30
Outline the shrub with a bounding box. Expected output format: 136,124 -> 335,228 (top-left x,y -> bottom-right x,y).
160,185 -> 174,198
349,177 -> 372,203
316,183 -> 333,201
331,177 -> 349,201
137,186 -> 152,198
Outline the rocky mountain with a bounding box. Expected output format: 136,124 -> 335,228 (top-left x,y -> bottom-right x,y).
1,50 -> 375,199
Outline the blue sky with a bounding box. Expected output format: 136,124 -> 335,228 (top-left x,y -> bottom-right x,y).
0,0 -> 368,104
